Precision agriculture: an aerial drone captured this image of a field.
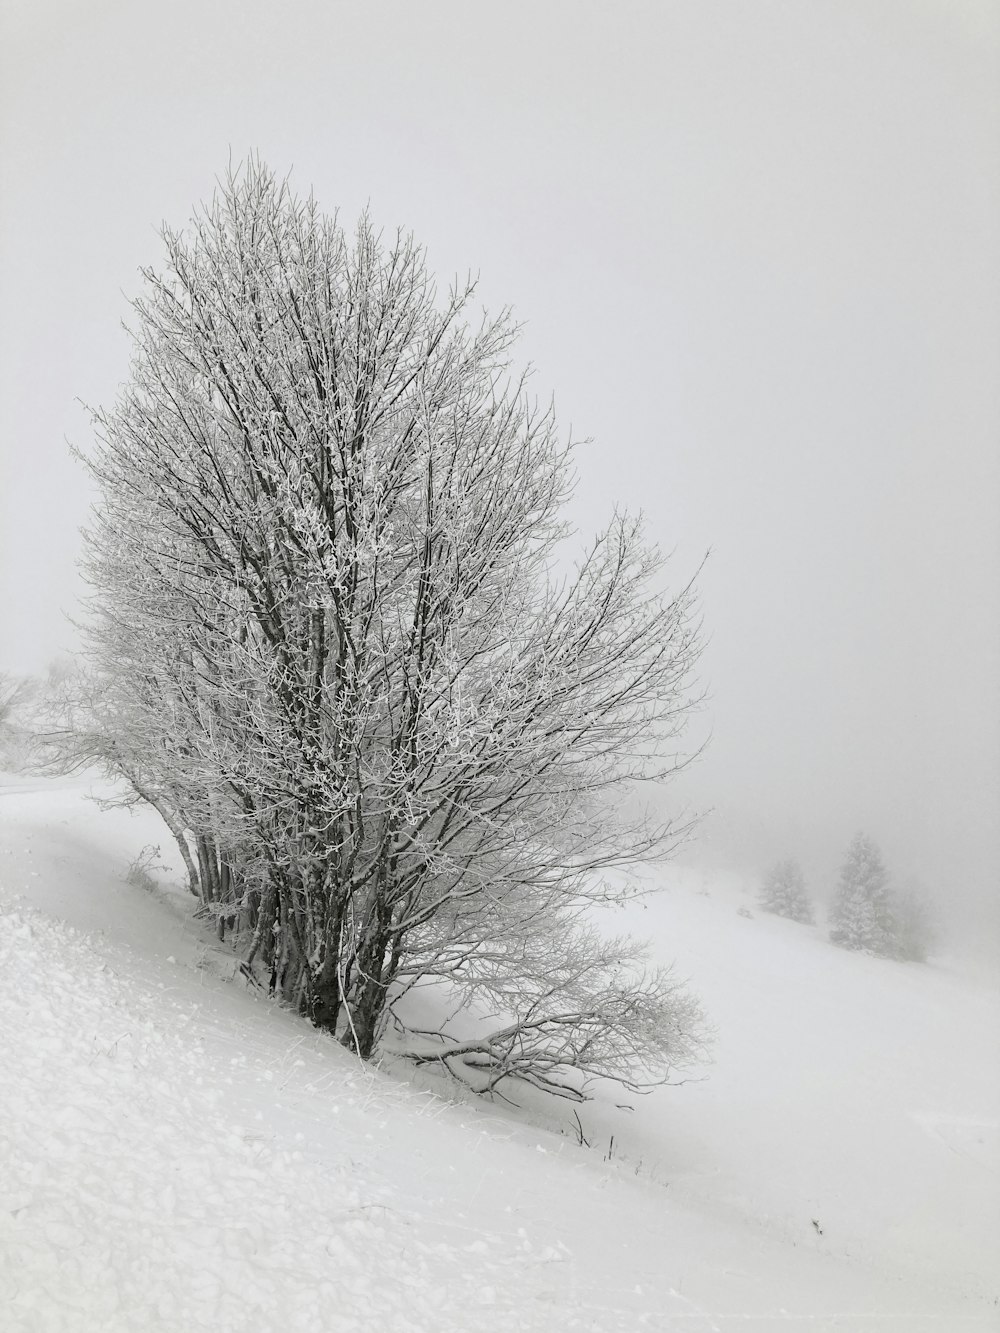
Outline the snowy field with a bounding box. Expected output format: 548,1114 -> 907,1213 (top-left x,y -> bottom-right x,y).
2,774 -> 997,1331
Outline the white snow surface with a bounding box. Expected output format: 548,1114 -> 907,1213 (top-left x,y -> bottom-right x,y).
1,774 -> 997,1331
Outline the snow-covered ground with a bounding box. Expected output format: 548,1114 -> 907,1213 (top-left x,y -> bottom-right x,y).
1,775 -> 997,1331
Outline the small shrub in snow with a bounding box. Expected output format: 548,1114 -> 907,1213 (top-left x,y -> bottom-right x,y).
125,845 -> 163,893
758,859 -> 813,924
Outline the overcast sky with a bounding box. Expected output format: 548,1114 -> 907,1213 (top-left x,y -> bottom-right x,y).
2,0 -> 998,933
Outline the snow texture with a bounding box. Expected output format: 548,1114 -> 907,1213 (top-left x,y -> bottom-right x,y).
1,775 -> 997,1331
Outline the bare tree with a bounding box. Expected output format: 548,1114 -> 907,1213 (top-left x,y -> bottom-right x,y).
0,673 -> 35,770
31,662 -> 208,901
78,159 -> 707,1097
0,673 -> 31,731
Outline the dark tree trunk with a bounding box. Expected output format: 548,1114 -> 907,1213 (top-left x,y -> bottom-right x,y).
341,922 -> 395,1059
307,955 -> 342,1035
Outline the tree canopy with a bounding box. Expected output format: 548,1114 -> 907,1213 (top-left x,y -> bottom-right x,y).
72,160 -> 707,1099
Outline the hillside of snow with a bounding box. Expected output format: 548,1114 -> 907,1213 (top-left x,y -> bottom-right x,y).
2,774 -> 997,1331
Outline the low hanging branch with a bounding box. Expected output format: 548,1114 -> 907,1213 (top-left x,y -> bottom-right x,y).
405,990 -> 705,1104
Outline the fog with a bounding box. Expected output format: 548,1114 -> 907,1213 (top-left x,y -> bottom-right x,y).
2,1 -> 997,947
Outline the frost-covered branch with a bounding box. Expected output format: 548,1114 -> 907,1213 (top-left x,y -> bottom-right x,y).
76,157 -> 708,1090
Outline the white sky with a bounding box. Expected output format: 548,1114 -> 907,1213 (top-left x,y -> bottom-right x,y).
2,0 -> 998,927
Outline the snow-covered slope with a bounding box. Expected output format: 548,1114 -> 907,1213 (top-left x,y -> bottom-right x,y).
2,776 -> 997,1331
595,876 -> 1000,1303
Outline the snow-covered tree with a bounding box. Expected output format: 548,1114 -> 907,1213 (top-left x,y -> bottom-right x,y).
828,832 -> 894,956
0,673 -> 35,771
758,858 -> 813,923
891,883 -> 936,963
76,159 -> 708,1099
0,673 -> 29,739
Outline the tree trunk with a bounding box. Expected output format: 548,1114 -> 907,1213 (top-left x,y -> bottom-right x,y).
307,954 -> 342,1035
341,924 -> 393,1059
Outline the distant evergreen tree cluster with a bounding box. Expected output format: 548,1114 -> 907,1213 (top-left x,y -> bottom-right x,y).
758,834 -> 936,963
758,859 -> 814,924
828,832 -> 935,962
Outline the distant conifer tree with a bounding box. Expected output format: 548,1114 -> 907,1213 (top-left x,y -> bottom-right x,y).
758,858 -> 814,923
828,832 -> 894,955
